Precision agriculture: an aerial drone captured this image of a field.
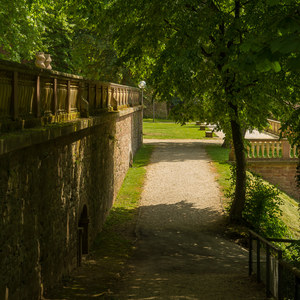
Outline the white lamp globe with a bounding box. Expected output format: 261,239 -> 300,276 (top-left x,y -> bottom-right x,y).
138,81 -> 146,89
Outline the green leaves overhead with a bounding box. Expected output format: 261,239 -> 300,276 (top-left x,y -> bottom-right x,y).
267,0 -> 281,6
271,36 -> 300,54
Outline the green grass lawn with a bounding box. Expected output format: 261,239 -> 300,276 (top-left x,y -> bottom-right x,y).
205,144 -> 300,238
143,121 -> 217,139
143,118 -> 175,123
92,144 -> 154,255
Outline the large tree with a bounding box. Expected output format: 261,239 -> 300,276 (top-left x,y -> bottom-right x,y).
0,0 -> 132,82
105,0 -> 296,222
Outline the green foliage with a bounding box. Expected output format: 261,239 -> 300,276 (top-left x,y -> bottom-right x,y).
0,0 -> 44,61
105,0 -> 300,220
0,0 -> 133,83
226,166 -> 289,238
283,242 -> 300,264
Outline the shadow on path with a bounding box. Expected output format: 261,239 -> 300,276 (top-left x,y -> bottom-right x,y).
112,201 -> 265,300
45,140 -> 265,300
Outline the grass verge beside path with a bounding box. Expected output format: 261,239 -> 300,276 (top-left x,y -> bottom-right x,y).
45,145 -> 154,299
93,144 -> 154,257
205,144 -> 300,239
143,121 -> 216,139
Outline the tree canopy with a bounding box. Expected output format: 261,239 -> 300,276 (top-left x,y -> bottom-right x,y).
1,0 -> 299,220
105,0 -> 299,221
0,0 -> 132,82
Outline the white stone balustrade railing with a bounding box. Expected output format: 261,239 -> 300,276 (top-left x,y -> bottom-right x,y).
266,119 -> 282,136
246,139 -> 298,159
109,83 -> 140,110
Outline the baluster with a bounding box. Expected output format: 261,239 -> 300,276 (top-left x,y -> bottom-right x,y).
258,142 -> 263,158
261,142 -> 265,158
108,86 -> 112,108
271,142 -> 275,158
119,88 -> 122,106
125,89 -> 129,106
293,145 -> 298,158
53,78 -> 57,115
67,80 -> 71,113
266,142 -> 271,158
247,145 -> 251,158
121,88 -> 124,105
255,142 -> 258,158
251,142 -> 255,158
115,88 -> 118,107
35,74 -> 41,118
277,141 -> 281,158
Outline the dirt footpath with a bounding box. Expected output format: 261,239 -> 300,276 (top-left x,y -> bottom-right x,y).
112,139 -> 265,300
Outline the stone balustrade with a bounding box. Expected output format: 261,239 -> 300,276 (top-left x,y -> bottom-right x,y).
0,59 -> 141,132
265,119 -> 282,136
246,139 -> 298,160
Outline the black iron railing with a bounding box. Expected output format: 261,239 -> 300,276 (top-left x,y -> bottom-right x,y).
249,230 -> 300,300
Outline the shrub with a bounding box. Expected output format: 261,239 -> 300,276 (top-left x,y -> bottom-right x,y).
226,166 -> 289,238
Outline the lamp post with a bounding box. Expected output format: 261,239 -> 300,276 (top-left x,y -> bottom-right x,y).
138,81 -> 146,143
138,80 -> 146,116
138,80 -> 146,104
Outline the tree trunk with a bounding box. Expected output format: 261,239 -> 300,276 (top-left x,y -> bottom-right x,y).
229,117 -> 247,223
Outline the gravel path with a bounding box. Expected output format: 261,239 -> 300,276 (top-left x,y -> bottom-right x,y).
113,139 -> 265,300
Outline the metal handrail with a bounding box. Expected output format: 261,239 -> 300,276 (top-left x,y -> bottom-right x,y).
249,230 -> 300,300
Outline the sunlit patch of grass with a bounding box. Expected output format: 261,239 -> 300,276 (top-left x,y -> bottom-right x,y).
279,193 -> 300,238
205,144 -> 231,194
93,144 -> 154,256
143,122 -> 216,139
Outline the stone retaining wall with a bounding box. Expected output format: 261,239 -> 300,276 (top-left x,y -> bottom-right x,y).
247,160 -> 299,200
0,107 -> 142,299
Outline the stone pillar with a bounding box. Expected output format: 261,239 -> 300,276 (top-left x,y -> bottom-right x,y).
281,139 -> 290,159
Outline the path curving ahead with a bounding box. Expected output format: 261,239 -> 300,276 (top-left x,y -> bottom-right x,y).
113,139 -> 265,300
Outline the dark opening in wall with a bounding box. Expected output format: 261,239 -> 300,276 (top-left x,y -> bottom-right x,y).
78,205 -> 89,266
